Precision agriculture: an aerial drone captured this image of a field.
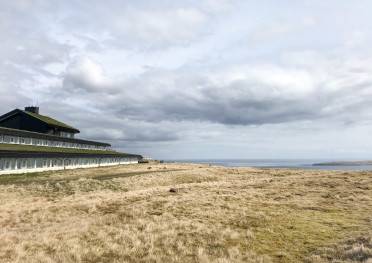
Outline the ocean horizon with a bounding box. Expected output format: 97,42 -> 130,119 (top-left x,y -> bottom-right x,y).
165,159 -> 372,171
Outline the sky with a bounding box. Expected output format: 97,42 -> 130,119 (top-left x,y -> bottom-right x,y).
1,0 -> 372,159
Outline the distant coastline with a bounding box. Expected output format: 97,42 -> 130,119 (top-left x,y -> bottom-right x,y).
313,160 -> 372,166
166,159 -> 372,170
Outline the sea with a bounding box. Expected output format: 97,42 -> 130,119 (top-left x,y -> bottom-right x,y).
164,159 -> 372,171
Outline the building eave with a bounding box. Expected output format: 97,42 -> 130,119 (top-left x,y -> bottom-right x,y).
0,127 -> 111,147
0,150 -> 142,159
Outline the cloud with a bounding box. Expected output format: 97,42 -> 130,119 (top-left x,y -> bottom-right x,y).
37,101 -> 181,144
0,2 -> 70,66
108,6 -> 210,50
63,56 -> 118,93
55,51 -> 372,129
2,0 -> 372,159
202,0 -> 235,13
43,0 -> 233,51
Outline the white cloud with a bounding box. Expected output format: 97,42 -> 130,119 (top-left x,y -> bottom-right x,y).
65,56 -> 108,88
108,6 -> 210,49
202,0 -> 235,13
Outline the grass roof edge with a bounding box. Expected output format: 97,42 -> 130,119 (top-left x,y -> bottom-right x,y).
0,144 -> 140,156
22,110 -> 80,133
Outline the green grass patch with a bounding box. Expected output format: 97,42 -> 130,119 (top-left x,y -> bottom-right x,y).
0,170 -> 57,184
0,144 -> 131,155
250,206 -> 362,262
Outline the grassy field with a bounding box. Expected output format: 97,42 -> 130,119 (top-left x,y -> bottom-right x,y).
0,163 -> 371,262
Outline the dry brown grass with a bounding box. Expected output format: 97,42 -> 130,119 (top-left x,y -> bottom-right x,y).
0,163 -> 371,262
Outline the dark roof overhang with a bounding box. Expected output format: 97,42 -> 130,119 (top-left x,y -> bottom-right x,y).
0,150 -> 142,159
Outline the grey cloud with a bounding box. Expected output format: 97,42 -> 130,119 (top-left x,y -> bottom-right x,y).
42,0 -> 231,51
0,1 -> 72,112
0,3 -> 71,66
40,101 -> 180,143
62,56 -> 122,94
56,53 -> 372,127
3,0 -> 372,159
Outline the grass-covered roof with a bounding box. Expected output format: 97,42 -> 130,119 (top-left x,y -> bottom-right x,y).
22,110 -> 80,133
0,144 -> 134,156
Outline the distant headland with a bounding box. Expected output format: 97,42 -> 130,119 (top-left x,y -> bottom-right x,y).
313,160 -> 372,166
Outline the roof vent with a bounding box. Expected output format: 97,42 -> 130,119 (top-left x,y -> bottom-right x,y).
25,106 -> 39,114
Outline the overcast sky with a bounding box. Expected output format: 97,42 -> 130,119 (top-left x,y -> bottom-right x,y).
1,0 -> 372,159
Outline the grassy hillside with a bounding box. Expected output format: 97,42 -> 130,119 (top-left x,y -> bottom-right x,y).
0,163 -> 371,262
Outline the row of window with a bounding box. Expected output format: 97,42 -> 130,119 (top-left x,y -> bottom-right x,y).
60,131 -> 74,138
0,157 -> 137,170
46,130 -> 74,138
0,134 -> 106,150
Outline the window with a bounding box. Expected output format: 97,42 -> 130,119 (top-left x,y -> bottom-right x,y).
10,137 -> 14,143
0,134 -> 3,143
43,159 -> 47,167
60,132 -> 74,138
27,158 -> 34,168
3,135 -> 10,143
21,159 -> 27,168
36,158 -> 43,168
4,159 -> 10,170
10,159 -> 16,170
20,137 -> 25,144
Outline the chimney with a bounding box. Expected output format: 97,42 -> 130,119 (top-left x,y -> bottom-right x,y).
25,106 -> 39,114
